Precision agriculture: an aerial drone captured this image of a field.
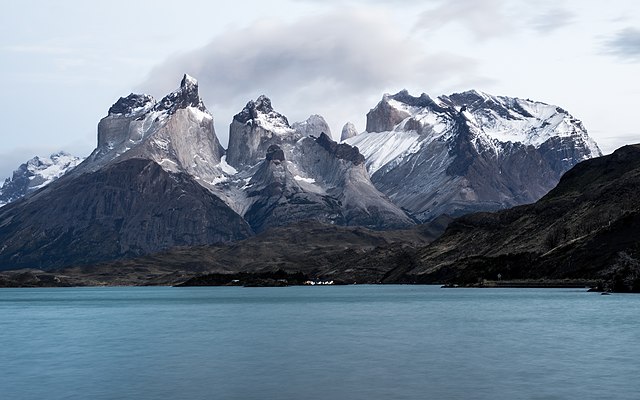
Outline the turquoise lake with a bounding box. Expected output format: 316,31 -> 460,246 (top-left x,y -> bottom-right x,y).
1,285 -> 638,399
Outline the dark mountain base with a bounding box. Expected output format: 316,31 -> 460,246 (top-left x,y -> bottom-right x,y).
399,145 -> 640,293
0,219 -> 447,287
176,270 -> 312,287
0,159 -> 252,271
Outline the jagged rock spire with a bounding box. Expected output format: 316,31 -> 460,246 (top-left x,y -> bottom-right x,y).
233,95 -> 288,126
154,73 -> 206,115
108,94 -> 155,117
341,122 -> 358,141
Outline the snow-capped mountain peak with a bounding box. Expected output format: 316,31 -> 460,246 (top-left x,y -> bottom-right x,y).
73,75 -> 225,190
154,73 -> 207,116
0,151 -> 84,207
233,95 -> 293,135
108,94 -> 155,117
348,89 -> 602,222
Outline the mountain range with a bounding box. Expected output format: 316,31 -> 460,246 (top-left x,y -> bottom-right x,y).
48,144 -> 636,291
0,75 -> 602,273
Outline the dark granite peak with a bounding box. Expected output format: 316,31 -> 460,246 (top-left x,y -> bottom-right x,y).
388,90 -> 437,109
315,132 -> 365,165
265,145 -> 285,162
108,93 -> 155,116
154,74 -> 206,115
233,95 -> 289,126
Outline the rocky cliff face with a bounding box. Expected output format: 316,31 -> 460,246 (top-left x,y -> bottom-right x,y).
226,95 -> 297,170
0,152 -> 83,207
75,74 -> 227,192
224,97 -> 413,232
292,114 -> 332,139
340,122 -> 358,141
346,89 -> 601,222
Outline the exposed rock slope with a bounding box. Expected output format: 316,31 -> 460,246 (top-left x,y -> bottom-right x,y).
340,122 -> 358,141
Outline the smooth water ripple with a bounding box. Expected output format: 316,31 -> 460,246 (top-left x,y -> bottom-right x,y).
1,286 -> 638,400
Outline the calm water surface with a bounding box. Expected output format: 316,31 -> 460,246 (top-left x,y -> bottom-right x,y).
1,285 -> 638,400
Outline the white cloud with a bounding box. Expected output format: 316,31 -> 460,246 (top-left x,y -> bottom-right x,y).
2,45 -> 75,55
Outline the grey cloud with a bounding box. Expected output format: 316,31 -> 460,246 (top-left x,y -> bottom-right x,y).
414,0 -> 576,40
604,28 -> 640,61
139,9 -> 480,146
530,8 -> 575,34
413,0 -> 513,41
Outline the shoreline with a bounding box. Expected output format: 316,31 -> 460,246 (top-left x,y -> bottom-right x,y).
441,280 -> 598,289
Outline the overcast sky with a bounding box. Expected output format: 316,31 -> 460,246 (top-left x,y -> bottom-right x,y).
1,0 -> 639,180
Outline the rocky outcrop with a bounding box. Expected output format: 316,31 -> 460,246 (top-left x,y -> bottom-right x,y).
154,74 -> 205,115
347,89 -> 601,222
340,122 -> 358,141
292,114 -> 332,138
76,74 -> 226,190
243,144 -> 343,232
315,133 -> 365,165
226,95 -> 296,170
0,159 -> 252,271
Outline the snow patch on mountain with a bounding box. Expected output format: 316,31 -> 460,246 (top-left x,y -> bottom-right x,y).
254,111 -> 294,135
219,156 -> 237,175
294,175 -> 316,184
441,90 -> 601,156
347,130 -> 423,175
